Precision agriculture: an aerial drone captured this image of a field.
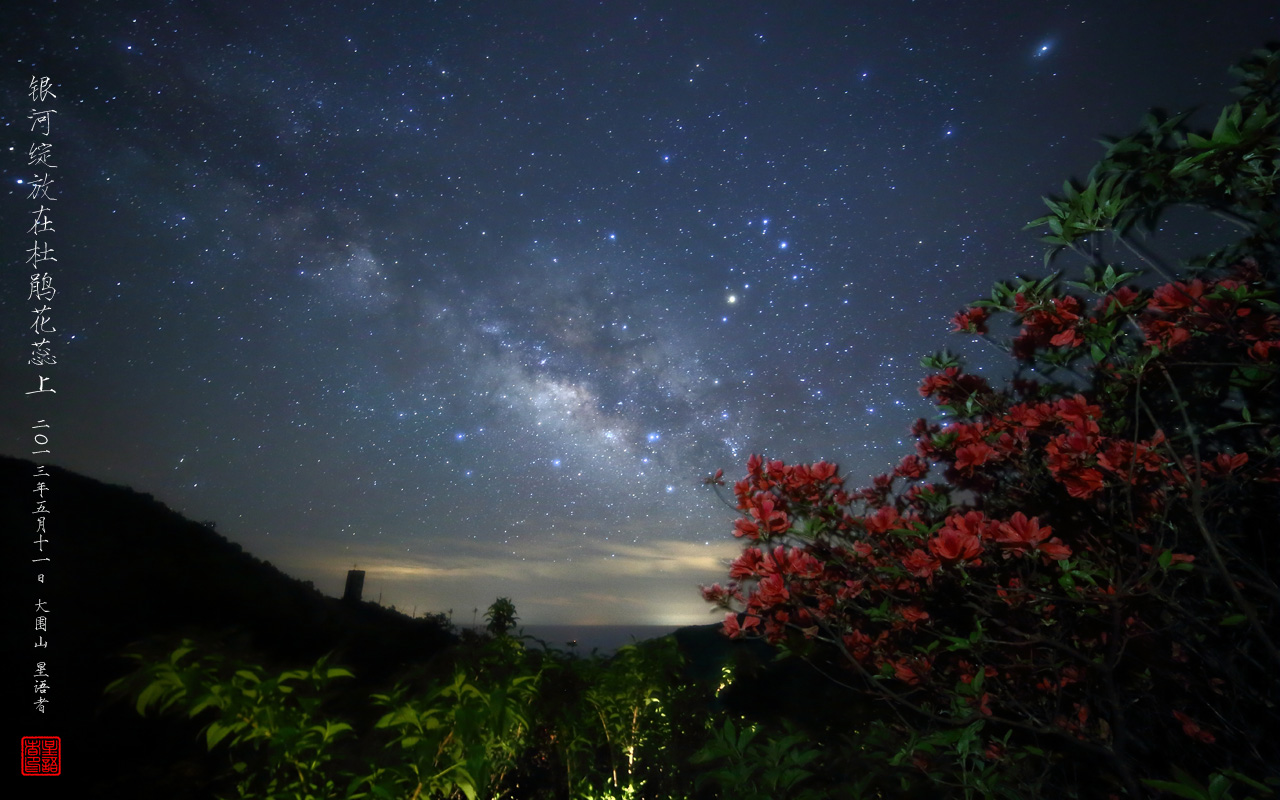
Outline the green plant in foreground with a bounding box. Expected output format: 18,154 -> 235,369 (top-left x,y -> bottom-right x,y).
107,640 -> 361,799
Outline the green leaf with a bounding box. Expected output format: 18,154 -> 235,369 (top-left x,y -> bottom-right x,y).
135,681 -> 172,716
1218,768 -> 1276,794
1141,779 -> 1209,800
206,720 -> 237,750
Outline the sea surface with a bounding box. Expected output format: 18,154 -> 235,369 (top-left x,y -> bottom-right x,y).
476,624 -> 686,656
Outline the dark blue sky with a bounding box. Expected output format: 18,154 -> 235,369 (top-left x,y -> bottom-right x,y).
3,1 -> 1276,624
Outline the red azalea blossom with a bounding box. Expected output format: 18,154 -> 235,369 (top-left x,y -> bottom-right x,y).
1172,710 -> 1215,744
1007,401 -> 1053,430
747,495 -> 790,536
1141,317 -> 1194,349
729,547 -> 764,580
732,517 -> 760,540
1249,339 -> 1280,360
893,657 -> 928,685
1203,452 -> 1248,475
928,526 -> 983,566
899,605 -> 930,625
951,306 -> 991,334
994,511 -> 1047,551
723,611 -> 761,639
863,505 -> 903,535
1148,279 -> 1206,313
1050,326 -> 1084,348
894,454 -> 929,480
902,548 -> 941,579
706,243 -> 1278,791
955,441 -> 999,473
1100,286 -> 1143,313
1059,467 -> 1105,499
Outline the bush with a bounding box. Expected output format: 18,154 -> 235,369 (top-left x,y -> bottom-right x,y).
703,47 -> 1280,799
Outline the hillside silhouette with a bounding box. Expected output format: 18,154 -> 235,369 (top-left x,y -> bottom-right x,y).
1,455 -> 458,794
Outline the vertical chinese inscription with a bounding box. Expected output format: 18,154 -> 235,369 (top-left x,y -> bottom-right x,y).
19,75 -> 62,779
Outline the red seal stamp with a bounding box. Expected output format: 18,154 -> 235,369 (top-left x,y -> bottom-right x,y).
20,736 -> 60,776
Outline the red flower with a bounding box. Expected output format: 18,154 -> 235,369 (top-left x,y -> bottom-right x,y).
944,510 -> 997,541
1059,467 -> 1105,499
928,525 -> 983,566
700,583 -> 734,605
1050,327 -> 1083,348
1099,286 -> 1142,313
747,495 -> 790,536
1172,710 -> 1215,744
733,517 -> 760,540
1036,539 -> 1073,560
893,657 -> 927,685
1249,340 -> 1279,361
994,512 -> 1048,551
1203,452 -> 1248,476
893,454 -> 929,480
899,605 -> 929,625
756,573 -> 790,606
1141,318 -> 1193,349
994,512 -> 1071,560
809,460 -> 840,483
1148,279 -> 1206,313
723,611 -> 760,639
1054,395 -> 1102,427
902,548 -> 941,578
954,441 -> 998,473
729,547 -> 764,580
951,306 -> 991,334
1007,402 -> 1052,430
863,505 -> 903,535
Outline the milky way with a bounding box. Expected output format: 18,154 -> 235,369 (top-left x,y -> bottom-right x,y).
3,1 -> 1276,624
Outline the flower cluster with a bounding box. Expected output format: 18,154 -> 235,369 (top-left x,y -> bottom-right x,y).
704,260 -> 1280,789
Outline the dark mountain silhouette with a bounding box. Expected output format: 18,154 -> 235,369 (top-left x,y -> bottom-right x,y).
0,455 -> 457,796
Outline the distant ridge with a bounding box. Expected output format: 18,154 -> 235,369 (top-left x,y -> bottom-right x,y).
0,455 -> 457,796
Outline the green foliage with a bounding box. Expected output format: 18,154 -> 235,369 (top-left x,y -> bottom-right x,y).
483,597 -> 519,638
107,631 -> 721,799
690,718 -> 825,800
106,640 -> 361,799
1027,48 -> 1280,270
1142,767 -> 1279,800
370,658 -> 539,800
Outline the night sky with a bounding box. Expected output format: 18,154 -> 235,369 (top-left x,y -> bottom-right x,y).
3,1 -> 1277,627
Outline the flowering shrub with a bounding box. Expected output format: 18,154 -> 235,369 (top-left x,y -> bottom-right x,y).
705,49 -> 1280,798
